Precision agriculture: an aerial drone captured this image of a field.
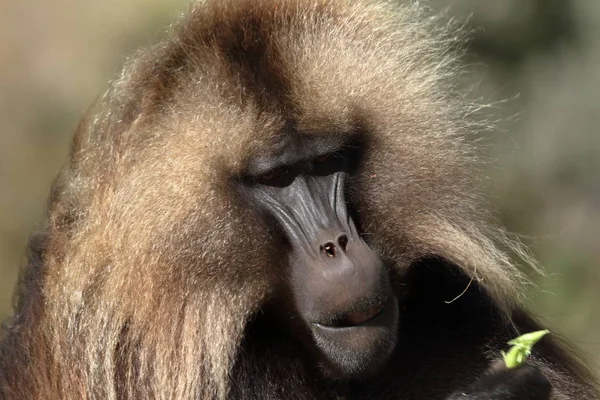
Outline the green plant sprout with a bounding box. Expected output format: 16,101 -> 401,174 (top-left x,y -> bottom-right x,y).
502,330 -> 550,369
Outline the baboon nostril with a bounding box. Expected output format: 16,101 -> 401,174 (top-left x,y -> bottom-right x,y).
337,234 -> 348,251
321,242 -> 337,257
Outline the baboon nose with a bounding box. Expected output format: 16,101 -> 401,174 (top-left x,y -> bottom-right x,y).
320,234 -> 349,258
321,241 -> 338,258
337,234 -> 348,251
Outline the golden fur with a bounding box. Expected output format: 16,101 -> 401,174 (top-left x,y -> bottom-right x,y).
1,1 -> 597,399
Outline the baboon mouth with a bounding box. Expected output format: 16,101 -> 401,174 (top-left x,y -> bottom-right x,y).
314,300 -> 390,328
309,298 -> 399,377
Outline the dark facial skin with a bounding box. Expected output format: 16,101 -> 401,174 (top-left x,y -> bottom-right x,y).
242,134 -> 399,378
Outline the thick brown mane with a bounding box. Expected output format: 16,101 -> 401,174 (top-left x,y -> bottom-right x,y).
1,1 -> 597,399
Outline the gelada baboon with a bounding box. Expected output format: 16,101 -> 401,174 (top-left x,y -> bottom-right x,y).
1,0 -> 598,399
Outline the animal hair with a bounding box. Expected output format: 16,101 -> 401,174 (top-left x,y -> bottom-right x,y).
1,0 -> 598,399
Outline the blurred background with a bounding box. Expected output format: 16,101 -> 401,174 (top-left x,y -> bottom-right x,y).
1,0 -> 598,371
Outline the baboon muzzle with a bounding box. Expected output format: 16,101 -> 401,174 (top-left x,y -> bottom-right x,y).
263,172 -> 393,325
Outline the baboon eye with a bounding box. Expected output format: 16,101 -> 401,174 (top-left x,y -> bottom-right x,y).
258,166 -> 294,186
312,152 -> 344,176
314,154 -> 332,163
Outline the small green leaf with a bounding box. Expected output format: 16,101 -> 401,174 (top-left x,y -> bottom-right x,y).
503,330 -> 549,369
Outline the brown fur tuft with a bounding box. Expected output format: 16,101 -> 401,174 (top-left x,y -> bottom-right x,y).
1,1 -> 597,399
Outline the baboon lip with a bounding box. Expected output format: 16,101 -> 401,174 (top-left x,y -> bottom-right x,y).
345,305 -> 382,326
313,299 -> 392,329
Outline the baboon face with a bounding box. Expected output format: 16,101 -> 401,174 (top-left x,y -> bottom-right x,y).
241,132 -> 398,378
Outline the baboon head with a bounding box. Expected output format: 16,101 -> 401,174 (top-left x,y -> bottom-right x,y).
7,0 -> 529,397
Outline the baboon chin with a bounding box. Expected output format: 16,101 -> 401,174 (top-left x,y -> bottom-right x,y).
1,0 -> 599,399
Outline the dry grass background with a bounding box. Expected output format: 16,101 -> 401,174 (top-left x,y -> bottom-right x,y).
1,0 -> 598,372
